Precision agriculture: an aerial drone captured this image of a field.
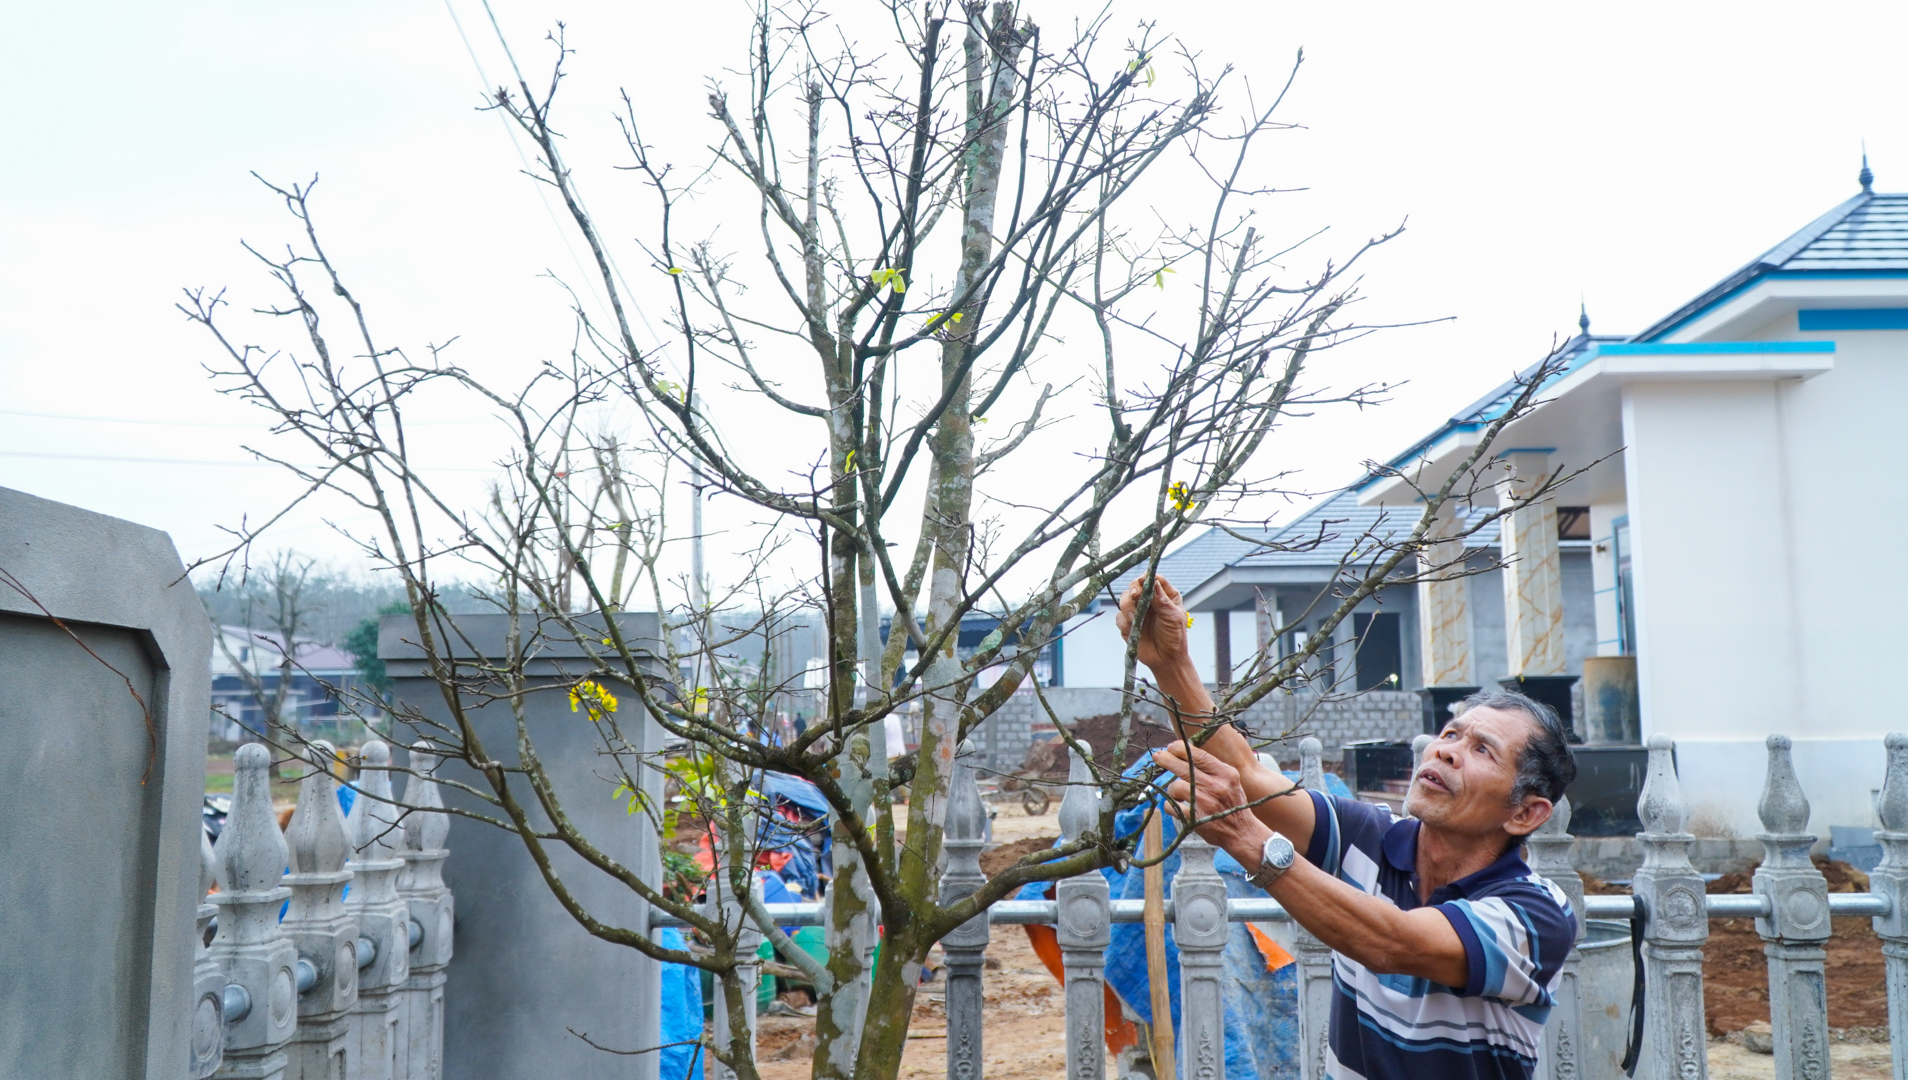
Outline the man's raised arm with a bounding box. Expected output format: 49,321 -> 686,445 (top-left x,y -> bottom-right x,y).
1116,576 -> 1317,855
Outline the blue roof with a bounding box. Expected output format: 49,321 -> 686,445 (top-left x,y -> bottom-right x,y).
1636,190 -> 1908,341
1361,186 -> 1904,488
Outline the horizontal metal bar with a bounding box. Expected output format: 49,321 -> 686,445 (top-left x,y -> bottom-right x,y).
1830,893 -> 1892,918
649,892 -> 1889,930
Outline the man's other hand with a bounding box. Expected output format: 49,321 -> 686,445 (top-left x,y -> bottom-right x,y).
1116,575 -> 1194,675
1151,740 -> 1272,865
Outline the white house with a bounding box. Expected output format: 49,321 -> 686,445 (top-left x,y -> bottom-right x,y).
1359,167 -> 1907,836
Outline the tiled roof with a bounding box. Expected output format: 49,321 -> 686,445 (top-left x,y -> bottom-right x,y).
1636,190 -> 1908,340
1783,194 -> 1908,270
1229,489 -> 1498,570
214,625 -> 358,675
1105,525 -> 1276,602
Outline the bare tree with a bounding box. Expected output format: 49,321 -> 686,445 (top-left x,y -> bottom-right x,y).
208,551 -> 327,759
179,6 -> 1586,1079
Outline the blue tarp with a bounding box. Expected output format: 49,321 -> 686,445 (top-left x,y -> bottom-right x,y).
1016,766 -> 1353,1080
755,771 -> 830,898
656,926 -> 705,1080
759,772 -> 832,816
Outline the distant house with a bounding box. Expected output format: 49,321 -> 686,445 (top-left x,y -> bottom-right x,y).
209,626 -> 370,742
1059,491 -> 1595,698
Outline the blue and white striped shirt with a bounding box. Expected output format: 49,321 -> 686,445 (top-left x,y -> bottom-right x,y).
1303,792 -> 1577,1080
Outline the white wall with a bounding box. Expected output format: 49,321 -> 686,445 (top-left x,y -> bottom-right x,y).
1625,324 -> 1908,832
1624,379 -> 1801,743
1059,609 -> 1216,688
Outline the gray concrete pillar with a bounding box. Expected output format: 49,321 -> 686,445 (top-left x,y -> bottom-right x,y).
1869,733 -> 1908,1080
281,742 -> 359,1080
940,741 -> 989,1080
1632,734 -> 1707,1080
1525,797 -> 1585,1080
398,743 -> 454,1080
346,741 -> 410,1080
1057,741 -> 1111,1080
1752,735 -> 1832,1080
211,743 -> 298,1080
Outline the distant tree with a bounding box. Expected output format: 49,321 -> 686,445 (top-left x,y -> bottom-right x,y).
207,552 -> 325,774
343,600 -> 413,697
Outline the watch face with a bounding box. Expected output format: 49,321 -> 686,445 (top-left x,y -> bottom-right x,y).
1265,834 -> 1296,868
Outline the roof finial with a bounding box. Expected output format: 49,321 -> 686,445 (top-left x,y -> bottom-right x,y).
1578,297 -> 1590,337
1861,142 -> 1874,195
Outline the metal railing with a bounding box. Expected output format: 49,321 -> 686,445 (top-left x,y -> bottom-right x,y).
692,730 -> 1908,1080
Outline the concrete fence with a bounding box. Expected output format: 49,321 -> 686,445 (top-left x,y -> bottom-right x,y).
673,729 -> 1908,1080
192,739 -> 453,1080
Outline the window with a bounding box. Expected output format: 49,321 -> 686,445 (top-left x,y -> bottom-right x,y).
1613,517 -> 1636,656
1557,506 -> 1591,541
1352,612 -> 1402,692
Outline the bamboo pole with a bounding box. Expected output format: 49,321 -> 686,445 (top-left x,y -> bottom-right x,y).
1144,809 -> 1178,1080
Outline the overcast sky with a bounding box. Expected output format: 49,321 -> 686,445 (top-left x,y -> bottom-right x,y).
4,0 -> 1903,597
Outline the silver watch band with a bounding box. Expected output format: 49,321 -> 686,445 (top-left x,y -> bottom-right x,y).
1247,832 -> 1294,890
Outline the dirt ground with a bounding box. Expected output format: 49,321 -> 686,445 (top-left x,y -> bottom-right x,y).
755,803 -> 1085,1080
753,923 -> 1090,1080
751,818 -> 1896,1080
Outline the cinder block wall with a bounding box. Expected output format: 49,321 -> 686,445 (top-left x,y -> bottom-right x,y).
973,685 -> 1422,773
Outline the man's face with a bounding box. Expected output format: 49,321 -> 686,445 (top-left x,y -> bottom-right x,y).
1404,706 -> 1545,843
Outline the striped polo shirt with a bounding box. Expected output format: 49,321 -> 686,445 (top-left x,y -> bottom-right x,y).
1303,791 -> 1576,1080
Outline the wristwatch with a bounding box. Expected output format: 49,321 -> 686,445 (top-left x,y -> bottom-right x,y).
1246,831 -> 1297,891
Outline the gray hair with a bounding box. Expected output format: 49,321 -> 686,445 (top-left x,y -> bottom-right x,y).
1451,689 -> 1577,806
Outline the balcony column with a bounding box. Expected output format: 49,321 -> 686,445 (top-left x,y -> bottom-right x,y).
1498,451 -> 1577,729
1416,499 -> 1479,733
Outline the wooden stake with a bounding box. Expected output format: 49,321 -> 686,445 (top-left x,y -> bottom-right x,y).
1144,808 -> 1178,1080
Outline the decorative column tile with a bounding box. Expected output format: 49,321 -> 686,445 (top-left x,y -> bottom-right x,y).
1500,451 -> 1566,677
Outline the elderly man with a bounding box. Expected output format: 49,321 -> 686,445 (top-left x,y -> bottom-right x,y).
1121,576 -> 1578,1080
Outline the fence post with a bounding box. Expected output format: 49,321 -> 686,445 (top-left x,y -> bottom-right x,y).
1631,733 -> 1708,1080
1870,732 -> 1908,1080
346,740 -> 411,1080
210,742 -> 298,1080
399,742 -> 453,1080
709,861 -> 763,1080
191,826 -> 225,1079
1293,736 -> 1333,1080
281,741 -> 360,1080
1058,741 -> 1111,1080
940,739 -> 989,1080
1754,734 -> 1832,1080
1525,796 -> 1585,1080
1173,832 -> 1227,1080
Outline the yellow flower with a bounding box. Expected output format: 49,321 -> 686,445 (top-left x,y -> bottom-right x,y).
569,679 -> 619,721
1168,481 -> 1196,512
